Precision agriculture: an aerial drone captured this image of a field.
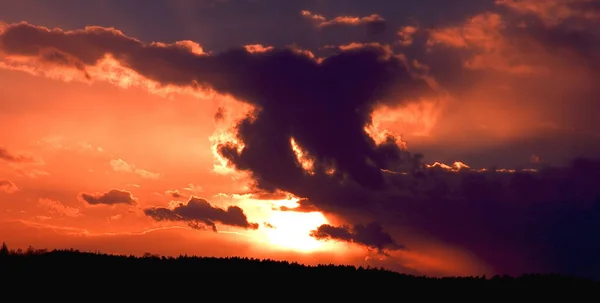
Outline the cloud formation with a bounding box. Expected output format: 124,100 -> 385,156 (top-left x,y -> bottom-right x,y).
0,147 -> 34,163
300,10 -> 387,38
165,189 -> 184,199
496,0 -> 600,27
1,0 -> 600,278
310,222 -> 404,253
300,10 -> 385,27
417,0 -> 600,161
79,189 -> 138,205
110,159 -> 160,180
0,21 -> 434,199
0,179 -> 18,193
38,198 -> 81,217
144,196 -> 259,231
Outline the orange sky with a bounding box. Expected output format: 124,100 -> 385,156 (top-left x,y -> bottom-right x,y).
1,0 -> 600,279
0,54 -> 491,277
0,61 -> 492,276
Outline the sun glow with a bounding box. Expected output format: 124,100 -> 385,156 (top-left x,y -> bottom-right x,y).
229,195 -> 343,253
248,196 -> 344,253
264,210 -> 331,253
259,197 -> 335,253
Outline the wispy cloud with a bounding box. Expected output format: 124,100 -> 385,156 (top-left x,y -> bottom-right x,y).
110,159 -> 160,180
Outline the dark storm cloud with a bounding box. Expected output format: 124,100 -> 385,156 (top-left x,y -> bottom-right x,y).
79,189 -> 138,205
402,160 -> 600,279
0,21 -> 431,260
271,157 -> 600,278
0,21 -> 433,192
144,196 -> 259,231
310,222 -> 404,253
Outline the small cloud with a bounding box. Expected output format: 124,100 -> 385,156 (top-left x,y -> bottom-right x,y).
14,168 -> 50,179
38,198 -> 81,217
300,10 -> 326,23
110,159 -> 160,180
36,136 -> 66,150
0,147 -> 35,163
109,214 -> 123,221
34,215 -> 52,221
110,158 -> 134,173
214,106 -> 227,122
301,10 -> 386,34
134,169 -> 161,180
144,196 -> 259,232
77,141 -> 104,153
165,189 -> 184,199
1,147 -> 47,179
398,25 -> 419,46
79,189 -> 138,206
310,222 -> 405,254
243,44 -> 274,54
0,179 -> 19,193
183,184 -> 203,193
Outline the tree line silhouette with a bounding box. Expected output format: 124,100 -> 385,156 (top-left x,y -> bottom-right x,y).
1,241 -> 598,291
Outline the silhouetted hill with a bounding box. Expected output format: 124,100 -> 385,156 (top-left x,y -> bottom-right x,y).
1,242 -> 599,295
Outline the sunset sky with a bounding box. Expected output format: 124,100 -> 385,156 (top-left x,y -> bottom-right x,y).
1,0 -> 600,279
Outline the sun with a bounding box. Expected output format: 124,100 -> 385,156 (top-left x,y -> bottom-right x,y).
229,194 -> 344,253
264,210 -> 331,253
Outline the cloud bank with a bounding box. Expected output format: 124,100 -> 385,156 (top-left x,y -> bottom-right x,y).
144,196 -> 259,232
79,189 -> 138,206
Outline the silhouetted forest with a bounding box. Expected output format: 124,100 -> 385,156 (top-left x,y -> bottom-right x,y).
1,241 -> 598,293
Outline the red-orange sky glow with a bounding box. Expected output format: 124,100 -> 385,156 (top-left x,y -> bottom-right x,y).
1,0 -> 600,280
